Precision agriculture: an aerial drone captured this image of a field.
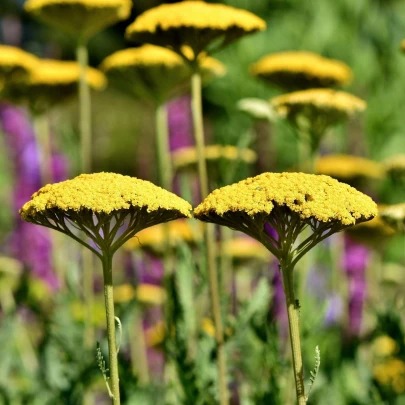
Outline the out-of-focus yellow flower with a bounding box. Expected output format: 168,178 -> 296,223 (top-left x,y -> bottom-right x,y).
316,154 -> 385,181
373,357 -> 405,394
136,284 -> 166,306
271,89 -> 366,135
113,284 -> 135,303
70,297 -> 106,327
24,0 -> 132,40
373,335 -> 399,357
172,145 -> 257,170
379,203 -> 405,233
124,219 -> 201,253
125,1 -> 265,60
384,154 -> 405,183
400,39 -> 405,53
100,45 -> 225,104
201,318 -> 215,337
0,45 -> 38,83
250,51 -> 352,91
145,321 -> 165,347
4,59 -> 106,114
223,237 -> 271,263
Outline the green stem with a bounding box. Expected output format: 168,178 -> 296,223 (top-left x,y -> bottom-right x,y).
102,253 -> 121,405
156,103 -> 173,191
33,114 -> 52,185
83,247 -> 95,348
281,265 -> 306,405
76,41 -> 92,174
190,70 -> 228,405
130,305 -> 149,384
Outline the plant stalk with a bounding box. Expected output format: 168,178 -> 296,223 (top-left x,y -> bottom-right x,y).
190,70 -> 228,405
156,103 -> 173,191
281,265 -> 306,405
33,114 -> 52,185
102,253 -> 121,405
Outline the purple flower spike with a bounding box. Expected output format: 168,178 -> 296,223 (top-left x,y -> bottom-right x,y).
342,234 -> 370,336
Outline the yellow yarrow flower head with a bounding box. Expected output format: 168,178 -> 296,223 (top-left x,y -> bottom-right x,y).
194,172 -> 377,265
384,154 -> 405,184
0,45 -> 38,84
316,154 -> 385,181
20,172 -> 192,259
373,357 -> 405,394
3,59 -> 106,114
24,0 -> 132,40
271,89 -> 366,140
224,237 -> 271,263
250,51 -> 353,91
379,203 -> 405,233
100,45 -> 225,104
125,1 -> 266,61
124,219 -> 201,255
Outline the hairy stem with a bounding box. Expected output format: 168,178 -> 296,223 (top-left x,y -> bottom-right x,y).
156,103 -> 173,191
102,253 -> 121,405
190,70 -> 228,405
281,265 -> 306,405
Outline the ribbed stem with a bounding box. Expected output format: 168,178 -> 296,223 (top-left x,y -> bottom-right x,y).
102,253 -> 120,405
156,104 -> 173,191
76,42 -> 92,174
281,265 -> 306,405
191,71 -> 228,405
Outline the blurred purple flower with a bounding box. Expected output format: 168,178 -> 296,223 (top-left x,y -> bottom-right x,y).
167,94 -> 193,152
0,102 -> 67,290
324,294 -> 343,327
342,234 -> 369,336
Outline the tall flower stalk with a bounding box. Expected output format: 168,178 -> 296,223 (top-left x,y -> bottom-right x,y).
19,172 -> 192,405
194,172 -> 377,404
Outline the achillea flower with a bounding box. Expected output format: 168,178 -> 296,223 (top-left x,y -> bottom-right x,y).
194,172 -> 377,404
250,51 -> 352,91
24,0 -> 132,40
113,283 -> 166,306
20,172 -> 192,248
223,236 -> 271,262
172,145 -> 257,170
125,1 -> 266,60
0,45 -> 38,83
124,219 -> 201,254
100,45 -> 225,104
4,59 -> 106,114
379,203 -> 405,233
373,357 -> 405,394
316,154 -> 385,181
373,335 -> 399,358
384,154 -> 405,183
271,89 -> 366,136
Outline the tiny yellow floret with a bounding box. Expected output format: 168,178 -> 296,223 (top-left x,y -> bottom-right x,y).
20,172 -> 192,221
194,172 -> 377,226
250,51 -> 352,90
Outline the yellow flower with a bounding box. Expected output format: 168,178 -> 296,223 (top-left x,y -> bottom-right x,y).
373,335 -> 399,357
24,0 -> 132,40
379,203 -> 405,233
384,154 -> 405,183
172,145 -> 257,170
0,45 -> 38,83
250,51 -> 352,91
316,154 -> 385,181
373,357 -> 405,394
113,284 -> 135,303
20,172 -> 192,257
70,297 -> 106,327
145,321 -> 165,347
125,1 -> 266,60
125,219 -> 201,253
136,284 -> 166,306
223,237 -> 271,262
194,172 -> 377,262
100,45 -> 225,104
401,39 -> 405,53
271,89 -> 366,135
4,59 -> 106,114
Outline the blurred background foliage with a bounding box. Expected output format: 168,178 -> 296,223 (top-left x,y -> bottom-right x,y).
0,0 -> 405,404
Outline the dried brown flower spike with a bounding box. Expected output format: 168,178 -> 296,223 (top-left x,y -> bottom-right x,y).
194,172 -> 377,405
